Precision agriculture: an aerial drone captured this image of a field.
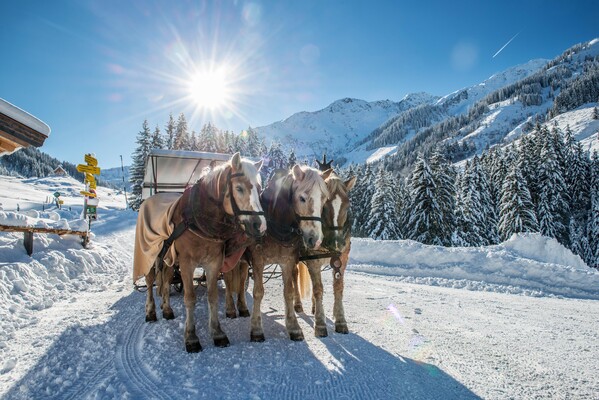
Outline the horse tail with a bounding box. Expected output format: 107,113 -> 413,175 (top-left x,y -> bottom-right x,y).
297,262 -> 311,300
226,262 -> 242,295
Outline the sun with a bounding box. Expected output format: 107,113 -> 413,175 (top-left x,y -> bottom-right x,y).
188,68 -> 230,110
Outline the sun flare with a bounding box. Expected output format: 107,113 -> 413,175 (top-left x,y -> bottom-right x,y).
189,69 -> 230,110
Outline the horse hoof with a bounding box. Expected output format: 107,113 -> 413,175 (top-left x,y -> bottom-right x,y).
163,309 -> 175,320
239,309 -> 250,318
315,325 -> 328,338
185,341 -> 202,353
250,333 -> 265,342
335,323 -> 349,334
214,336 -> 230,348
145,313 -> 157,322
226,311 -> 237,319
289,331 -> 304,341
294,304 -> 304,313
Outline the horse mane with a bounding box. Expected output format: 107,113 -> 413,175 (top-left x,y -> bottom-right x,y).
294,165 -> 330,200
199,157 -> 262,201
324,171 -> 348,197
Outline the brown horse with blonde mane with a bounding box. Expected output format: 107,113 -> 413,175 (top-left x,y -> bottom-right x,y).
134,153 -> 265,352
224,165 -> 331,342
293,159 -> 356,336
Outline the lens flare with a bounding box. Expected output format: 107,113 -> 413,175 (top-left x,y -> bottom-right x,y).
189,68 -> 230,110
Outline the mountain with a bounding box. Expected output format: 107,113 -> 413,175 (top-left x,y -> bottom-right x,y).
101,165 -> 131,192
256,38 -> 599,171
254,92 -> 439,162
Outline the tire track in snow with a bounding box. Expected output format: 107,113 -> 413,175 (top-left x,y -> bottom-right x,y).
61,358 -> 113,400
115,315 -> 171,400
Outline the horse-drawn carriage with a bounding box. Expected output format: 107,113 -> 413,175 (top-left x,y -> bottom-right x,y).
133,149 -> 355,352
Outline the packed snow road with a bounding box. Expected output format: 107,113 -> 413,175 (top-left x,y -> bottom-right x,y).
1,176 -> 598,399
2,254 -> 598,398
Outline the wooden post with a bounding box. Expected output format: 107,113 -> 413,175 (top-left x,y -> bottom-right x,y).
23,231 -> 33,256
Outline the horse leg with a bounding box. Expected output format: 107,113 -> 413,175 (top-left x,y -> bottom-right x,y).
181,260 -> 202,352
249,254 -> 265,342
281,261 -> 304,341
206,264 -> 230,347
292,263 -> 304,313
145,264 -> 157,322
332,249 -> 349,334
306,260 -> 327,337
237,261 -> 250,317
158,264 -> 175,320
223,267 -> 238,319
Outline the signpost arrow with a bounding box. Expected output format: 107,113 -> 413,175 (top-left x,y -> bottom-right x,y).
77,164 -> 101,175
84,154 -> 98,166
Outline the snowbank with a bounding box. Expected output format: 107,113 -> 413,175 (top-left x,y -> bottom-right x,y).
0,210 -> 88,232
349,233 -> 599,299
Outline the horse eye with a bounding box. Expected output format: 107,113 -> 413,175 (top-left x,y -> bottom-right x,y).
299,195 -> 306,203
236,186 -> 244,193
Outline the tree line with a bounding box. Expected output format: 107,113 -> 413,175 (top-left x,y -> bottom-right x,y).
347,123 -> 598,270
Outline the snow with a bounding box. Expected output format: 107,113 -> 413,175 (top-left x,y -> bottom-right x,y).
1,174 -> 598,399
0,98 -> 51,137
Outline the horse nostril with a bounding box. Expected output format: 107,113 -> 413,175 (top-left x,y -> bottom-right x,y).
253,222 -> 261,233
307,236 -> 315,248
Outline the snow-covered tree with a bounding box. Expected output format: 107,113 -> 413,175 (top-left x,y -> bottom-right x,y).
536,130 -> 570,244
364,167 -> 401,240
150,125 -> 164,150
429,150 -> 456,245
164,113 -> 176,150
198,122 -> 219,152
287,149 -> 298,169
129,120 -> 152,210
350,163 -> 375,237
173,113 -> 189,150
589,151 -> 599,269
498,163 -> 539,240
406,155 -> 444,245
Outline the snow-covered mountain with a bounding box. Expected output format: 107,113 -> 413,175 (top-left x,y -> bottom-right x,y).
256,39 -> 599,169
254,92 -> 439,161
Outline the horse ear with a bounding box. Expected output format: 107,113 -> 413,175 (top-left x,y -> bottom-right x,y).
345,176 -> 357,191
321,168 -> 334,180
231,152 -> 242,172
254,159 -> 263,171
292,164 -> 305,181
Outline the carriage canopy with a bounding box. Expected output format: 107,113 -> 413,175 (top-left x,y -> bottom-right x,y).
141,149 -> 232,200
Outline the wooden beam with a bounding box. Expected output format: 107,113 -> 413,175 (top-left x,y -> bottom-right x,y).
23,231 -> 33,256
0,136 -> 21,154
0,224 -> 88,237
0,112 -> 47,147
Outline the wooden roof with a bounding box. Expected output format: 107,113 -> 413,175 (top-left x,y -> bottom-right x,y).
0,99 -> 50,155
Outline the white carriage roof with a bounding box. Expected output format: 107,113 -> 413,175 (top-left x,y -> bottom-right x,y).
0,98 -> 51,137
142,149 -> 232,200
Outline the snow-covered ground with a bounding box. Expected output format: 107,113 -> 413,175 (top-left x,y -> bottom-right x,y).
1,175 -> 598,399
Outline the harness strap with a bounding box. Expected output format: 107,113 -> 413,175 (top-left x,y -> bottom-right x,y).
156,219 -> 191,271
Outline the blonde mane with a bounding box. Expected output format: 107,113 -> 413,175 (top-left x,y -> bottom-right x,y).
295,165 -> 329,199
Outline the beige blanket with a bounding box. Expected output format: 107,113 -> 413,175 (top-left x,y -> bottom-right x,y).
133,192 -> 183,282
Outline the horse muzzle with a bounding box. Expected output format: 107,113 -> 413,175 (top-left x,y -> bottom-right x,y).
241,215 -> 267,238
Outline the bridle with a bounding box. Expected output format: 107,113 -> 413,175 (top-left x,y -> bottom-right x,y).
209,169 -> 266,219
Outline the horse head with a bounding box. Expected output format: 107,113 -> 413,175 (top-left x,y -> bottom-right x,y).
322,172 -> 356,251
290,165 -> 332,250
220,153 -> 266,238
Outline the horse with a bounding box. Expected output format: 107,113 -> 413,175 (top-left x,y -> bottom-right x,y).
293,167 -> 356,336
224,165 -> 331,342
134,152 -> 266,352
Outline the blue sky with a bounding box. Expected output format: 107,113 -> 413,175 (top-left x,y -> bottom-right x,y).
1,0 -> 598,167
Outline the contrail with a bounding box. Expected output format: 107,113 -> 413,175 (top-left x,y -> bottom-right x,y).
492,31 -> 520,58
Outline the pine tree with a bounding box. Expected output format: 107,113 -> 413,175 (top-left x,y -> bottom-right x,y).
129,120 -> 152,210
536,130 -> 569,244
198,122 -> 219,152
589,151 -> 599,269
406,156 -> 444,245
498,163 -> 539,241
173,113 -> 189,150
429,150 -> 456,245
245,127 -> 262,157
164,113 -> 176,150
150,125 -> 164,150
350,164 -> 375,237
364,167 -> 401,240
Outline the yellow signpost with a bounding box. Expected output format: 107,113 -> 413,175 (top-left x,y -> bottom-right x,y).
80,153 -> 101,224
